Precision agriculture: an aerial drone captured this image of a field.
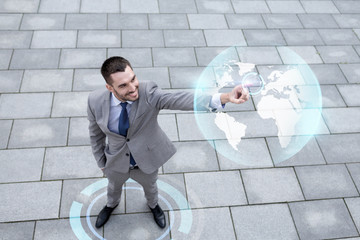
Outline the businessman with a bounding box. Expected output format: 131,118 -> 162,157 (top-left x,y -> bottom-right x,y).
87,56 -> 249,229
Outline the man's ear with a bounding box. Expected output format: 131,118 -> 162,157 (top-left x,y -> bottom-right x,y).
105,84 -> 113,92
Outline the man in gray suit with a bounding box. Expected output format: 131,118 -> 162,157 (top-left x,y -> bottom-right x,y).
87,56 -> 249,229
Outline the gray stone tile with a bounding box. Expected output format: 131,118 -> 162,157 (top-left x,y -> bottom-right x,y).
21,14 -> 66,30
345,197 -> 360,233
0,222 -> 35,240
0,70 -> 23,92
21,69 -> 73,92
322,107 -> 360,133
237,46 -> 282,64
0,14 -> 22,29
318,29 -> 360,45
10,49 -> 60,69
108,48 -> 152,67
68,117 -> 90,145
242,168 -> 304,204
267,0 -> 305,13
104,213 -> 170,239
43,146 -> 102,180
169,67 -> 215,89
347,164 -> 360,193
170,208 -> 236,239
339,63 -> 360,83
196,0 -> 234,13
282,29 -> 324,45
226,14 -> 266,29
320,85 -> 347,107
31,30 -> 77,48
60,178 -> 125,218
334,0 -> 360,13
164,30 -> 206,47
0,120 -> 12,149
333,14 -> 360,28
0,148 -> 44,183
185,171 -> 247,208
39,0 -> 80,13
34,217 -> 101,240
158,0 -> 197,13
217,137 -> 273,169
338,84 -> 360,107
268,136 -> 326,167
296,164 -> 358,200
302,1 -> 339,13
81,0 -> 119,13
0,0 -> 39,13
0,181 -> 61,222
231,204 -> 299,240
317,133 -> 360,164
205,30 -> 246,46
78,30 -> 121,48
121,0 -> 159,13
298,13 -> 339,28
163,141 -> 218,173
263,14 -> 303,28
122,30 -> 164,47
232,1 -> 270,13
9,118 -> 69,148
52,92 -> 89,117
158,114 -> 178,141
289,199 -> 358,240
149,14 -> 188,29
195,46 -> 239,66
59,49 -> 106,68
133,67 -> 170,88
108,13 -> 148,29
188,14 -> 228,29
309,64 -> 347,84
0,50 -> 12,69
65,14 -> 107,30
73,69 -> 104,91
278,46 -> 323,64
0,31 -> 32,49
355,45 -> 360,56
0,93 -> 53,119
317,46 -> 360,63
153,48 -> 197,67
244,29 -> 286,46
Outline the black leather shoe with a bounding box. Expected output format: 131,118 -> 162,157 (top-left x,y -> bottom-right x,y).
95,204 -> 118,228
149,204 -> 166,228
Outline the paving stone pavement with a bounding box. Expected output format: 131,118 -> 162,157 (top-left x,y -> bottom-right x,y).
0,0 -> 359,240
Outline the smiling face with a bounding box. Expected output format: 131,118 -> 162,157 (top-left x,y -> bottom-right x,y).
105,65 -> 139,102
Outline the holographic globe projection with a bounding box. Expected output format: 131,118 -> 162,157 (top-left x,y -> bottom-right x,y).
194,46 -> 323,166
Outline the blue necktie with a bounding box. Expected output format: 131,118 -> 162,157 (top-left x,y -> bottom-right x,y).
119,102 -> 136,166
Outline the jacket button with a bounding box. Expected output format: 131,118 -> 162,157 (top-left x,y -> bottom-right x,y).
126,153 -> 130,156
126,139 -> 130,142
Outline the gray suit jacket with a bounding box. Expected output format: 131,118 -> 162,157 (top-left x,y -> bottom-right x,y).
87,81 -> 212,174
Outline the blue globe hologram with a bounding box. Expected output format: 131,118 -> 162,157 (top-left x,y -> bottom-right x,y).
194,46 -> 323,166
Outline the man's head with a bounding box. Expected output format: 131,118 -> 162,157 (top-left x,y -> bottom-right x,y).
101,56 -> 139,102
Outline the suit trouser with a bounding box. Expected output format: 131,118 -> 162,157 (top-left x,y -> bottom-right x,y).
104,167 -> 158,209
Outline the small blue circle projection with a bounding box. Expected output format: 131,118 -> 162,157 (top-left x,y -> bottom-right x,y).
194,46 -> 323,166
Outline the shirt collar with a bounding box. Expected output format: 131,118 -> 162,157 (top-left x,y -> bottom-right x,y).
110,93 -> 133,107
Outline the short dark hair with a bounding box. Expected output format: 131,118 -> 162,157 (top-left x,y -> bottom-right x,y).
101,56 -> 133,85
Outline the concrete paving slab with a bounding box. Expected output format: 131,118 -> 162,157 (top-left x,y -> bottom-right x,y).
188,14 -> 228,29
320,85 -> 347,108
121,0 -> 159,13
316,46 -> 360,63
65,14 -> 107,30
109,48 -> 153,66
263,14 -> 303,29
244,29 -> 286,46
204,30 -> 246,46
0,148 -> 44,183
108,13 -> 148,29
333,14 -> 360,28
0,14 -> 22,30
169,67 -> 215,89
164,30 -> 206,47
333,0 -> 360,14
185,171 -> 247,208
237,46 -> 282,64
158,0 -> 197,13
39,0 -> 80,13
302,1 -> 339,13
231,204 -> 299,240
267,1 -> 305,13
21,14 -> 66,30
10,49 -> 60,69
68,117 -> 90,146
226,14 -> 266,29
309,64 -> 348,84
0,0 -> 39,13
78,30 -> 121,48
295,164 -> 359,200
0,31 -> 32,49
347,164 -> 360,193
196,0 -> 234,13
322,107 -> 360,133
345,197 -> 360,233
337,84 -> 360,106
52,91 -> 89,117
0,181 -> 62,222
195,46 -> 239,66
0,221 -> 35,240
149,14 -> 188,29
122,30 -> 164,47
157,114 -> 178,141
31,30 -> 77,48
298,13 -> 340,28
9,118 -> 69,148
0,120 -> 12,149
318,29 -> 360,45
278,46 -> 323,64
59,49 -> 106,68
153,48 -> 197,67
289,199 -> 359,240
0,50 -> 12,69
21,69 -> 73,92
232,1 -> 270,13
134,67 -> 170,88
281,29 -> 324,46
0,70 -> 23,92
339,63 -> 360,83
73,69 -> 104,91
170,207 -> 236,239
81,0 -> 120,13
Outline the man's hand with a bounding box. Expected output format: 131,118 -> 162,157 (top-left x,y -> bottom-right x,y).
220,85 -> 250,105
